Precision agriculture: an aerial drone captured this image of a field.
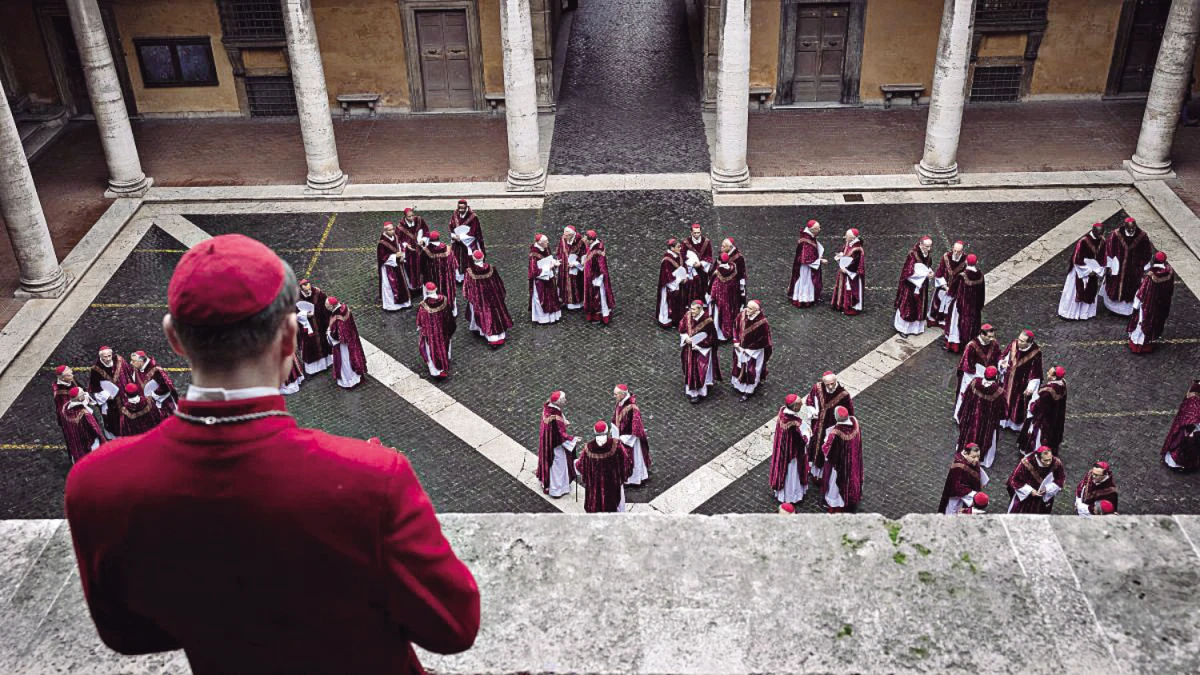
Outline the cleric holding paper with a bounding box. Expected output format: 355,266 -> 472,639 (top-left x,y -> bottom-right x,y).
64,234 -> 480,674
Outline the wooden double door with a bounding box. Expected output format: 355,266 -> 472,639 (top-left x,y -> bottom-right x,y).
415,10 -> 475,110
779,3 -> 849,104
1110,0 -> 1171,95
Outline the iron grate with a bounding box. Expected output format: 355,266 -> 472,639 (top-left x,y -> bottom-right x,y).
218,0 -> 286,41
245,75 -> 297,117
970,65 -> 1023,103
975,0 -> 1048,26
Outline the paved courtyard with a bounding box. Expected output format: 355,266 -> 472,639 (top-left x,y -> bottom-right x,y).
3,187 -> 1199,519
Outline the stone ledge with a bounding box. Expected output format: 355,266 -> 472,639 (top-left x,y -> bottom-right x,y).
2,514 -> 1198,674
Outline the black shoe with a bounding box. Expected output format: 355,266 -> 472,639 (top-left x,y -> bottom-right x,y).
688,395 -> 699,404
739,394 -> 749,402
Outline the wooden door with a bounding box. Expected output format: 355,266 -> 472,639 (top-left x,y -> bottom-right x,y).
1118,0 -> 1170,94
416,10 -> 474,110
790,4 -> 848,103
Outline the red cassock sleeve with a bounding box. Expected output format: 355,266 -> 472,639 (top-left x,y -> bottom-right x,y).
379,455 -> 481,654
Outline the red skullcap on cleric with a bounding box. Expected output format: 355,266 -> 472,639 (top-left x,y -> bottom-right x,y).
1099,500 -> 1115,514
458,199 -> 468,205
616,384 -> 629,391
849,228 -> 859,237
594,420 -> 608,433
1124,217 -> 1135,223
966,254 -> 978,265
954,240 -> 964,246
299,278 -> 310,285
1054,366 -> 1066,378
168,234 -> 286,327
586,230 -> 597,239
981,323 -> 993,331
691,223 -> 702,229
1038,445 -> 1053,453
55,365 -> 68,375
691,299 -> 704,307
424,282 -> 437,291
535,233 -> 545,241
972,493 -> 989,507
69,386 -> 81,398
667,238 -> 677,246
550,390 -> 563,402
834,406 -> 849,418
124,383 -> 139,394
822,370 -> 835,377
965,442 -> 979,449
807,219 -> 818,227
779,503 -> 795,513
383,221 -> 393,227
1093,222 -> 1104,228
720,252 -> 730,262
404,207 -> 414,214
99,345 -> 111,352
473,250 -> 485,260
1023,329 -> 1035,338
1096,460 -> 1110,470
134,350 -> 147,358
785,393 -> 799,406
430,231 -> 440,241
984,366 -> 998,379
1155,251 -> 1167,262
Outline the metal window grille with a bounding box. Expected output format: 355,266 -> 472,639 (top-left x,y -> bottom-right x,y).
970,65 -> 1023,102
218,0 -> 285,41
245,76 -> 297,116
975,0 -> 1048,26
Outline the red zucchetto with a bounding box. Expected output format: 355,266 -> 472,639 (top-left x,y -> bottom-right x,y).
168,234 -> 285,327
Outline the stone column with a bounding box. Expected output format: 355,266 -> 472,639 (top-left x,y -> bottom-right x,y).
711,0 -> 751,187
916,0 -> 976,185
500,0 -> 545,191
1129,0 -> 1200,177
66,0 -> 151,197
282,0 -> 347,192
0,81 -> 67,298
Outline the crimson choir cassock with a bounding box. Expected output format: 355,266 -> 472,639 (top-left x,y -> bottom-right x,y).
449,201 -> 485,283
89,352 -> 135,435
131,355 -> 179,416
679,307 -> 721,399
583,238 -> 615,324
945,258 -> 984,351
62,394 -> 107,463
708,254 -> 744,341
955,372 -> 1006,468
1162,380 -> 1200,472
396,211 -> 428,290
1057,226 -> 1105,320
118,383 -> 163,437
955,333 -> 1001,417
814,416 -> 863,512
998,334 -> 1042,431
575,428 -> 630,513
805,379 -> 854,471
657,247 -> 688,328
769,400 -> 811,504
421,236 -> 459,317
1102,218 -> 1154,316
417,288 -> 456,379
1006,451 -> 1066,514
377,232 -> 412,311
731,306 -> 772,397
937,450 -> 988,515
613,390 -> 651,485
462,256 -> 512,346
1074,464 -> 1118,515
528,241 -> 563,324
326,300 -> 368,389
281,333 -> 305,395
893,240 -> 934,335
1128,256 -> 1175,353
298,283 -> 333,374
1018,374 -> 1067,455
52,372 -> 76,430
681,229 -> 714,307
557,228 -> 587,310
929,247 -> 967,325
537,400 -> 577,497
789,224 -> 824,308
831,235 -> 865,315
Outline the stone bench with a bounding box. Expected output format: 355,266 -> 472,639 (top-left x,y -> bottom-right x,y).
881,83 -> 925,109
484,93 -> 505,112
749,86 -> 773,110
336,93 -> 380,120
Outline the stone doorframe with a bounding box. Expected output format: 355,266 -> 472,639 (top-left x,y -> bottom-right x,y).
774,0 -> 866,106
398,0 -> 486,113
34,0 -> 139,118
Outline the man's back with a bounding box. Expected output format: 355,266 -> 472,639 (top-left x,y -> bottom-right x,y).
65,395 -> 479,675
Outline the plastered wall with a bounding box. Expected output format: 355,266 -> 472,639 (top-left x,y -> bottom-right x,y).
750,0 -> 781,94
311,0 -> 410,108
478,0 -> 504,95
858,0 -> 940,103
1030,0 -> 1124,96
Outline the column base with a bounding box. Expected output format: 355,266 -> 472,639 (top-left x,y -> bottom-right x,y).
710,165 -> 750,188
506,167 -> 546,192
914,161 -> 959,185
14,268 -> 69,299
1125,158 -> 1176,180
305,172 -> 348,194
104,175 -> 153,199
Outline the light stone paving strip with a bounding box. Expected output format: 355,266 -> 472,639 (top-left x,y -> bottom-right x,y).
647,198 -> 1125,515
155,215 -> 586,515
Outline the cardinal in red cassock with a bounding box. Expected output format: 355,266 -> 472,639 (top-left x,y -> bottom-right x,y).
930,241 -> 967,326
582,230 -> 615,324
325,297 -> 368,389
130,351 -> 178,416
417,283 -> 456,379
1018,366 -> 1067,455
831,228 -> 865,315
1163,380 -> 1200,471
657,239 -> 688,328
1074,461 -> 1118,516
805,372 -> 854,473
421,231 -> 459,317
789,220 -> 825,308
297,279 -> 333,374
954,325 -> 1001,418
61,386 -> 106,463
1102,216 -> 1154,316
117,382 -> 163,437
955,366 -> 1006,468
281,329 -> 305,395
731,300 -> 772,401
1057,222 -> 1106,320
449,199 -> 485,284
998,330 -> 1042,431
377,222 -> 412,311
893,236 -> 935,335
52,365 -> 79,433
89,346 -> 135,435
612,384 -> 651,486
938,443 -> 988,515
679,301 -> 720,403
1006,445 -> 1066,514
681,223 -> 714,308
813,406 -> 863,513
396,208 -> 428,290
463,251 -> 512,347
769,394 -> 811,505
557,226 -> 587,310
945,254 -> 985,352
575,421 -> 631,513
537,391 -> 578,497
1128,252 -> 1175,353
529,234 -> 563,325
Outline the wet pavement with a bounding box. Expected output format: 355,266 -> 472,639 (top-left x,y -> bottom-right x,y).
548,0 -> 710,174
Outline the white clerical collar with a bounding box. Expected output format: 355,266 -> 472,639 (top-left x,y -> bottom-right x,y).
186,385 -> 282,401
746,311 -> 760,320
966,265 -> 977,271
548,402 -> 561,410
589,240 -> 599,249
384,233 -> 395,241
1124,228 -> 1135,235
1019,344 -> 1031,352
536,243 -> 546,251
803,228 -> 814,236
595,434 -> 608,444
952,252 -> 963,261
57,378 -> 73,387
137,361 -> 148,372
100,359 -> 113,367
783,407 -> 801,417
618,392 -> 630,406
126,396 -> 142,404
847,238 -> 859,246
837,418 -> 853,426
691,235 -> 702,242
68,399 -> 90,409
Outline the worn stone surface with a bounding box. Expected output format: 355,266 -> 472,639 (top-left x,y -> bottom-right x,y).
1,515 -> 1197,674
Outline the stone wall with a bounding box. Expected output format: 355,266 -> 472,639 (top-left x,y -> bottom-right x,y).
3,514 -> 1199,673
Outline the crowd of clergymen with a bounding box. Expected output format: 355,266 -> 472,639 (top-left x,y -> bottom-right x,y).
48,206 -> 1200,514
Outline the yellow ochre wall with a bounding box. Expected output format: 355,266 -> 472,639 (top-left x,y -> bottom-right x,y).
479,0 -> 505,95
859,0 -> 941,103
1031,0 -> 1124,96
311,0 -> 410,108
1,0 -> 60,104
750,0 -> 781,94
112,0 -> 240,114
